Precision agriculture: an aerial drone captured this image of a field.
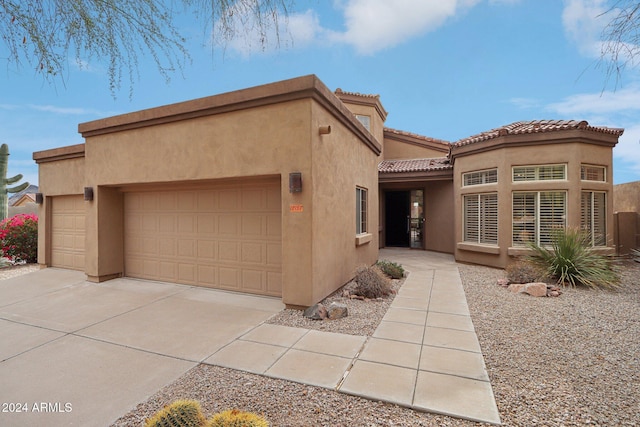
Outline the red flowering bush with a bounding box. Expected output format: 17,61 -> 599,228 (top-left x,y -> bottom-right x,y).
0,214 -> 38,263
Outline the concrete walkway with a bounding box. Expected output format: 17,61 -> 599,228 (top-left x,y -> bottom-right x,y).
210,249 -> 501,425
0,249 -> 500,426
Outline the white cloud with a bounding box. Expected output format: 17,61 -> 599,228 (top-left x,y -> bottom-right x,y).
27,104 -> 117,116
216,8 -> 325,57
562,0 -> 608,58
219,0 -> 500,57
546,85 -> 640,115
333,0 -> 481,55
547,85 -> 640,183
509,97 -> 542,109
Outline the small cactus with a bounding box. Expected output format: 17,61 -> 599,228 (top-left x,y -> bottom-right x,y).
145,400 -> 207,427
208,409 -> 269,427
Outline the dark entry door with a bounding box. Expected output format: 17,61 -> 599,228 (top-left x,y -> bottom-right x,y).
385,191 -> 410,246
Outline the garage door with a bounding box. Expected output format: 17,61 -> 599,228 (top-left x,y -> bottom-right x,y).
51,195 -> 85,270
124,179 -> 282,297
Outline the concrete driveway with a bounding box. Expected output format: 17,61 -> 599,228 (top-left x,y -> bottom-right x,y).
0,268 -> 284,426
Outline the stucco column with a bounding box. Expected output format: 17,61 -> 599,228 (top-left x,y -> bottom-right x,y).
86,186 -> 124,282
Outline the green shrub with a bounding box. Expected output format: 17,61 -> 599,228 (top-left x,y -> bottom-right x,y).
527,227 -> 619,289
145,400 -> 207,427
376,260 -> 405,279
0,214 -> 38,263
353,265 -> 391,298
505,258 -> 548,284
208,409 -> 269,427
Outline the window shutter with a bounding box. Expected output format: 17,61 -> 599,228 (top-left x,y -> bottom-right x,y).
539,192 -> 566,246
464,196 -> 479,242
480,194 -> 498,244
512,192 -> 536,246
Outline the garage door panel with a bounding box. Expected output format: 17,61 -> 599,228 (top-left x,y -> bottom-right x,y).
218,215 -> 239,234
219,190 -> 239,209
51,195 -> 85,271
241,215 -> 263,236
124,180 -> 282,296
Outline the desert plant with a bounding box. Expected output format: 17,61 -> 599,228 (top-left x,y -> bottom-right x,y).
0,144 -> 30,221
505,258 -> 548,284
632,248 -> 640,262
0,213 -> 38,263
208,409 -> 269,427
145,400 -> 207,427
353,265 -> 391,299
376,260 -> 405,279
526,227 -> 619,289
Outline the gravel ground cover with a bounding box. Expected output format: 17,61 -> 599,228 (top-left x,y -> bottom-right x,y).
2,260 -> 637,426
461,260 -> 640,427
111,259 -> 639,427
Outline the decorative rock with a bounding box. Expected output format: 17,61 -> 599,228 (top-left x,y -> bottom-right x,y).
303,303 -> 327,320
508,283 -> 526,293
548,290 -> 560,297
497,278 -> 510,287
523,282 -> 548,297
327,302 -> 348,320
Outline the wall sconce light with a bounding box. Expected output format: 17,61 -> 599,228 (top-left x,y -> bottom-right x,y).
84,187 -> 94,201
35,193 -> 43,204
289,172 -> 302,193
319,125 -> 331,135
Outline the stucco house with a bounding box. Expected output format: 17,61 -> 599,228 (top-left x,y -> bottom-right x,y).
33,75 -> 623,308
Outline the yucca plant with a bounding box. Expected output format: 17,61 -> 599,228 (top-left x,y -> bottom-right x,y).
526,227 -> 619,289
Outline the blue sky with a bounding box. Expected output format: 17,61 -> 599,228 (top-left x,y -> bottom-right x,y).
2,0 -> 639,186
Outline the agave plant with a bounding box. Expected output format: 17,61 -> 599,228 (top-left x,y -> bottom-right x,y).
527,227 -> 619,289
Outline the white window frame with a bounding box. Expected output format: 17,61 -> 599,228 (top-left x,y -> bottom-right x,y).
512,191 -> 567,246
356,187 -> 367,234
513,164 -> 566,182
581,164 -> 606,182
581,191 -> 607,246
463,193 -> 498,245
463,168 -> 498,187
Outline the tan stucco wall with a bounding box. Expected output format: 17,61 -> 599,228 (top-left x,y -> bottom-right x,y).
424,181 -> 455,253
309,102 -> 380,304
613,181 -> 640,253
36,156 -> 86,266
34,76 -> 381,307
383,138 -> 448,160
82,99 -> 315,303
453,141 -> 616,268
614,181 -> 640,212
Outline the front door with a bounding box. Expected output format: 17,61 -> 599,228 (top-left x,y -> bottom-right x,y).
385,190 -> 424,248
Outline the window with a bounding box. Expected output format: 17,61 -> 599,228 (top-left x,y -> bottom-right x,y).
581,165 -> 606,182
355,114 -> 371,131
356,187 -> 367,234
463,169 -> 497,186
463,193 -> 498,244
513,164 -> 566,182
581,191 -> 606,246
512,191 -> 566,246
